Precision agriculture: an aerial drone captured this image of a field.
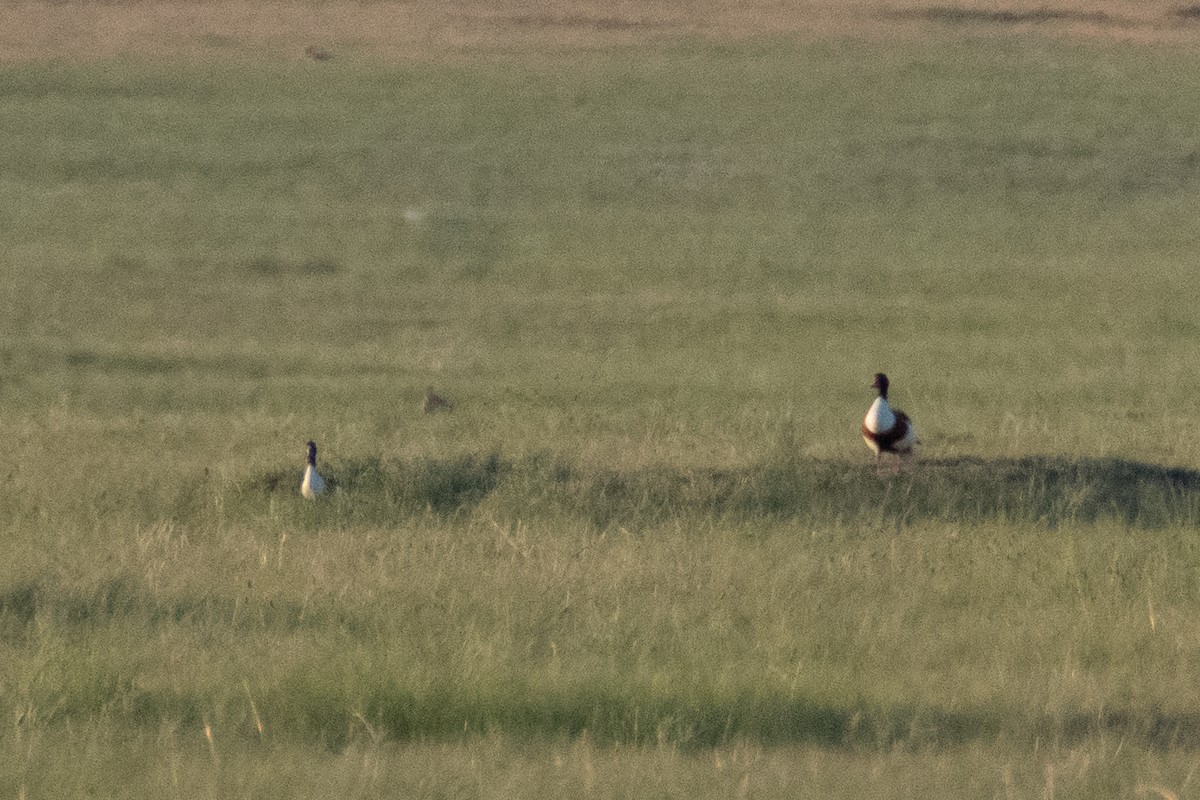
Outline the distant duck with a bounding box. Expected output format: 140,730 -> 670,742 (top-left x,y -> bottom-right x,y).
305,45 -> 333,61
423,386 -> 452,414
861,373 -> 917,473
300,440 -> 326,498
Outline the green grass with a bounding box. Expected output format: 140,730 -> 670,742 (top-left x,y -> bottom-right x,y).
4,31 -> 1200,798
9,512 -> 1200,744
10,727 -> 1197,800
228,451 -> 1200,529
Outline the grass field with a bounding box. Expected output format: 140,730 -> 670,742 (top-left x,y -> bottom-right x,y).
5,3 -> 1200,797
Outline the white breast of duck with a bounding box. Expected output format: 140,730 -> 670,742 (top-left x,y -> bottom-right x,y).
863,396 -> 896,436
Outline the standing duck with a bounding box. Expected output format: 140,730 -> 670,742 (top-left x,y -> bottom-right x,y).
861,373 -> 916,473
300,440 -> 326,498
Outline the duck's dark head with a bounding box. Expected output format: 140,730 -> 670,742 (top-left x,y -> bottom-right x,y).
871,373 -> 890,398
306,440 -> 318,465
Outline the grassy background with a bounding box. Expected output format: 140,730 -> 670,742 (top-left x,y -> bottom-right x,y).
4,29 -> 1200,798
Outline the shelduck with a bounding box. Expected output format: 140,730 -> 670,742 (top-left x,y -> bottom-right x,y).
423,386 -> 452,414
861,372 -> 917,472
300,440 -> 326,499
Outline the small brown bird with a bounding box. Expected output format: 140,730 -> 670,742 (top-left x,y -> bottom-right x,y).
423,386 -> 452,414
305,45 -> 333,61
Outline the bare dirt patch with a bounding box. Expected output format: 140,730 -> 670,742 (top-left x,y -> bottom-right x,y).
1,0 -> 1198,64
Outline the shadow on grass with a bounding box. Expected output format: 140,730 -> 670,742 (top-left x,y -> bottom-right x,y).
357,687 -> 1200,751
14,571 -> 1200,751
118,675 -> 1200,752
740,454 -> 1200,529
53,344 -> 394,380
244,254 -> 341,277
240,453 -> 1200,528
0,575 -> 376,640
882,6 -> 1117,25
246,452 -> 508,520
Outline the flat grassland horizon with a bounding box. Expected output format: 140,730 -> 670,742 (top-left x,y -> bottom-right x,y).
8,0 -> 1200,63
4,2 -> 1200,798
